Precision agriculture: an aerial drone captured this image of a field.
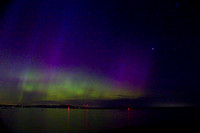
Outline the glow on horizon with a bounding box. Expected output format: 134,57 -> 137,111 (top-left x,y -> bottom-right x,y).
17,68 -> 144,103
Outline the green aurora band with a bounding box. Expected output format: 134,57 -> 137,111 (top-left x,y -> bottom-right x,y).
16,68 -> 144,103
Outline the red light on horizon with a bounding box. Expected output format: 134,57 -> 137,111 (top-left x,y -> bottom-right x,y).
128,108 -> 130,111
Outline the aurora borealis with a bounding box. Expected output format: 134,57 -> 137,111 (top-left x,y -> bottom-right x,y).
0,52 -> 146,105
0,0 -> 199,107
19,68 -> 143,101
0,0 -> 150,106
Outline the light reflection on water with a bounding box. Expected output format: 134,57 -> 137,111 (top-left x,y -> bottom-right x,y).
0,108 -> 147,132
1,108 -> 200,132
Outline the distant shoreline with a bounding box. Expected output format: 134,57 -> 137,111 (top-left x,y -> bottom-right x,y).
0,104 -> 199,110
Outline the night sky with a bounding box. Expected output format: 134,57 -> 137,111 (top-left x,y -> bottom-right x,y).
0,0 -> 199,107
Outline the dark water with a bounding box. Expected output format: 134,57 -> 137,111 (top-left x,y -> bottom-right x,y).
0,108 -> 200,132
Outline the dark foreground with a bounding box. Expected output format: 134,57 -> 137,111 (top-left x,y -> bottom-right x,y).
0,107 -> 200,132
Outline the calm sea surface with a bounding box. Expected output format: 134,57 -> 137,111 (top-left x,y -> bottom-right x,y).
0,108 -> 200,132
